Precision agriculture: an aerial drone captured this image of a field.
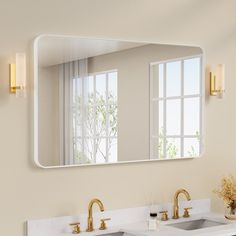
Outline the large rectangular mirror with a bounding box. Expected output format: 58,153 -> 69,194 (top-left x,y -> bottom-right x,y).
33,35 -> 204,168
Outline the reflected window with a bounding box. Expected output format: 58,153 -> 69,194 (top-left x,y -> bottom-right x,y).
72,70 -> 118,164
150,56 -> 202,159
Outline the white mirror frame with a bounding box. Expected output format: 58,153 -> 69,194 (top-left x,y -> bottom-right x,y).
32,34 -> 205,169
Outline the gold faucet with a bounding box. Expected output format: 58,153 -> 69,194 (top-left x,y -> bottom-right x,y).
86,198 -> 105,232
172,188 -> 191,219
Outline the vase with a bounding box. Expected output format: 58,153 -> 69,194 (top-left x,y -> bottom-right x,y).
225,201 -> 236,220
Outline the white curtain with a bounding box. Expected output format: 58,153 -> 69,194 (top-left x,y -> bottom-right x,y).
59,58 -> 88,165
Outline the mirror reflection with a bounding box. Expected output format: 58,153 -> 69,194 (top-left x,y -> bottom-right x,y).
35,35 -> 203,167
150,57 -> 202,159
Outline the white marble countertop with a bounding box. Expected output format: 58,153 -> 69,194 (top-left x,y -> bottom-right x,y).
27,199 -> 236,236
73,213 -> 236,236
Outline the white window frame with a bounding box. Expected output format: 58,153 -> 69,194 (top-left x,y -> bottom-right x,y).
150,55 -> 203,160
72,69 -> 118,164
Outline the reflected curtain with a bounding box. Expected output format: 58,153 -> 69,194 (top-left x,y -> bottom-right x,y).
59,58 -> 88,165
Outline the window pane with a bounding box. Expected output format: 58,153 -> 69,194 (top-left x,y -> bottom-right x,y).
166,61 -> 181,97
84,138 -> 94,163
95,105 -> 107,137
73,138 -> 92,164
166,99 -> 181,135
95,138 -> 106,163
108,138 -> 117,162
73,118 -> 82,138
73,138 -> 81,164
184,97 -> 200,135
108,72 -> 117,102
108,103 -> 118,137
184,138 -> 200,157
184,57 -> 200,95
96,73 -> 106,100
157,137 -> 165,159
72,105 -> 82,137
84,106 -> 95,137
166,138 -> 181,158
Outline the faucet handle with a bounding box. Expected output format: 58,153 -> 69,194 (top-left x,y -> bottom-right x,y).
69,222 -> 80,234
183,207 -> 192,218
99,218 -> 111,230
159,211 -> 169,221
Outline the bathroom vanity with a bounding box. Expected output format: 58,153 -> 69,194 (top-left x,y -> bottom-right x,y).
27,199 -> 236,236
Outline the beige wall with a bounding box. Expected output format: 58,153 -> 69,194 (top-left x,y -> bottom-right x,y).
0,1 -> 236,236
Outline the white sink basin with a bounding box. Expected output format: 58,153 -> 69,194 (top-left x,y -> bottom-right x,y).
169,219 -> 227,231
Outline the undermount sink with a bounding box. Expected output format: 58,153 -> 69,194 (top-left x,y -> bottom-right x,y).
99,232 -> 135,236
99,233 -> 124,236
169,219 -> 226,231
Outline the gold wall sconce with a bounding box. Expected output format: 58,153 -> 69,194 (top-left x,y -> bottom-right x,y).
9,53 -> 26,96
210,64 -> 225,98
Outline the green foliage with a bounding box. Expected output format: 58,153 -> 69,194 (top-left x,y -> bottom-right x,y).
166,139 -> 178,158
187,131 -> 200,157
74,150 -> 91,164
158,127 -> 179,159
157,128 -> 199,159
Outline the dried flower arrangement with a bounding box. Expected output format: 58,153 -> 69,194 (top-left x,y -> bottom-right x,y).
214,175 -> 236,218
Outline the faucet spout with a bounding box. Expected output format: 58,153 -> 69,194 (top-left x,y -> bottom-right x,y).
87,198 -> 104,232
173,188 -> 191,219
